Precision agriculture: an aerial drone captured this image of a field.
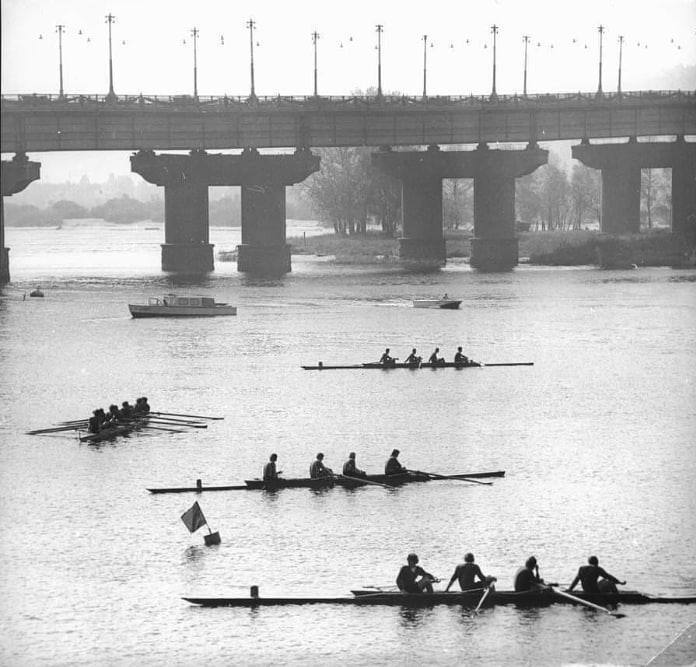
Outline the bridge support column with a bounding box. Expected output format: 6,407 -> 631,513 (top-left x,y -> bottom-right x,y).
238,184 -> 290,273
399,174 -> 446,262
671,139 -> 696,240
162,183 -> 213,272
1,154 -> 41,283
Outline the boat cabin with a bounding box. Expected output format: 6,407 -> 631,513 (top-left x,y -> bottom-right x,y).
150,295 -> 217,308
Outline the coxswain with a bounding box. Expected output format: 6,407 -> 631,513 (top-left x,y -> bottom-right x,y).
263,453 -> 282,481
342,452 -> 366,477
514,556 -> 546,592
396,553 -> 437,594
566,556 -> 625,596
428,347 -> 445,366
454,346 -> 470,366
404,348 -> 422,366
88,410 -> 101,434
309,453 -> 333,479
385,449 -> 407,475
379,348 -> 396,367
445,553 -> 496,591
119,401 -> 134,419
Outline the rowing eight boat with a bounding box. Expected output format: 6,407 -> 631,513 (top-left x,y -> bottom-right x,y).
302,362 -> 533,370
79,418 -> 150,443
183,588 -> 696,608
147,470 -> 505,494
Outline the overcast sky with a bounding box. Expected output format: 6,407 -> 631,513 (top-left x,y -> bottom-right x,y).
2,0 -> 694,180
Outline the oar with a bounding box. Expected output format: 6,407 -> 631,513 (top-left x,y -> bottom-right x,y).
27,424 -> 84,435
150,411 -> 224,420
474,585 -> 493,613
407,470 -> 493,486
140,425 -> 185,433
361,584 -> 399,591
482,362 -> 534,367
144,419 -> 207,429
338,474 -> 393,489
552,588 -> 626,618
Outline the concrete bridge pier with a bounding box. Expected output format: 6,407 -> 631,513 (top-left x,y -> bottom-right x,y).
373,144 -> 548,270
1,153 -> 41,283
572,138 -> 696,237
131,148 -> 320,275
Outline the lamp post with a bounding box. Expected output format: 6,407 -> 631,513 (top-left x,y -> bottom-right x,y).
597,24 -> 605,96
105,13 -> 116,101
247,18 -> 257,101
376,24 -> 383,98
56,24 -> 66,99
490,24 -> 499,99
617,34 -> 624,94
312,30 -> 319,96
522,34 -> 530,96
191,27 -> 199,99
422,34 -> 428,98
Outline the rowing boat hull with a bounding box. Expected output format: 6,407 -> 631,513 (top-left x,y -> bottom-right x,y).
301,362 -> 533,370
413,299 -> 462,309
79,417 -> 150,443
148,470 -> 505,494
183,589 -> 696,608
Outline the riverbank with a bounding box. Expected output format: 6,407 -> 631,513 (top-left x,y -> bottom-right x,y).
288,229 -> 696,267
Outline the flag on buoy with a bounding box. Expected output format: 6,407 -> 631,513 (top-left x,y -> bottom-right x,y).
180,501 -> 221,546
181,501 -> 207,533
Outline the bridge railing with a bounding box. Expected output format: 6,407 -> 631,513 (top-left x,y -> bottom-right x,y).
1,90 -> 694,110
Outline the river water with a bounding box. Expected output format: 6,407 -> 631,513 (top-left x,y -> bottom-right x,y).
1,222 -> 695,666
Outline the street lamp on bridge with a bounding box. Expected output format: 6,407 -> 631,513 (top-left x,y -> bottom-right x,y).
422,34 -> 428,99
490,24 -> 499,100
376,24 -> 384,98
617,34 -> 624,95
105,13 -> 116,102
596,24 -> 605,97
191,27 -> 199,99
56,24 -> 66,99
247,18 -> 257,101
311,30 -> 319,97
522,34 -> 530,97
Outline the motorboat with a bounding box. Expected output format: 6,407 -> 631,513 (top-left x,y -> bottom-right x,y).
128,294 -> 237,318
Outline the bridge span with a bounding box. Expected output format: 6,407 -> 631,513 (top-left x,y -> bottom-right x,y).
1,90 -> 695,280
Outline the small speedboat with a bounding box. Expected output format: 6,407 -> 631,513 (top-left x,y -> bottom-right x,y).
129,294 -> 237,318
413,298 -> 461,309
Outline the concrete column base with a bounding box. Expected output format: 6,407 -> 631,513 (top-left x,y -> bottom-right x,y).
399,237 -> 447,264
237,244 -> 291,274
0,247 -> 9,283
161,243 -> 214,273
470,238 -> 518,271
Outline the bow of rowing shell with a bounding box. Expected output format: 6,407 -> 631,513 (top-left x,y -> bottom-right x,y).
2,90 -> 694,152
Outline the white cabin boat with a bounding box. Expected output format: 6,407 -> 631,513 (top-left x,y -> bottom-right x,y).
129,294 -> 237,318
413,298 -> 461,310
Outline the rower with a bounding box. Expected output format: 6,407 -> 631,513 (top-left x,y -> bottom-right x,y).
309,453 -> 333,479
385,449 -> 407,475
514,556 -> 546,592
96,408 -> 107,427
428,347 -> 445,366
445,553 -> 496,592
263,453 -> 282,481
566,556 -> 626,596
105,404 -> 120,425
88,410 -> 101,434
379,348 -> 396,367
404,348 -> 422,365
119,401 -> 134,419
454,346 -> 470,366
342,452 -> 365,478
134,397 -> 151,414
396,553 -> 436,594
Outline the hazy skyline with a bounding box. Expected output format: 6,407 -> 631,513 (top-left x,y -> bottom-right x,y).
2,0 -> 694,180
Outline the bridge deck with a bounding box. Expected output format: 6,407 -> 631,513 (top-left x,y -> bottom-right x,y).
1,90 -> 694,152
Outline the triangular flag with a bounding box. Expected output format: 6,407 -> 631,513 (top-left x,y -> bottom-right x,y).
181,501 -> 207,534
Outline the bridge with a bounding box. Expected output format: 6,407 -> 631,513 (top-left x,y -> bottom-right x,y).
1,90 -> 695,280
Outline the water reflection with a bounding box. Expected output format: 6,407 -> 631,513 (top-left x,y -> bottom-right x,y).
398,606 -> 434,626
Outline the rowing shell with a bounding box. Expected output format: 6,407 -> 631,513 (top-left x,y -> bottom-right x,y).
301,362 -> 533,370
183,588 -> 696,608
147,470 -> 506,494
79,417 -> 150,443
